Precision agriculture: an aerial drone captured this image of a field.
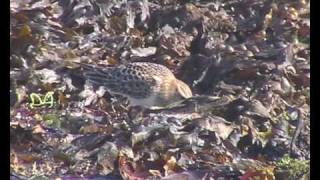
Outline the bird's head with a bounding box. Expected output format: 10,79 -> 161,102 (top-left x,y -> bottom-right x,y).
176,79 -> 193,99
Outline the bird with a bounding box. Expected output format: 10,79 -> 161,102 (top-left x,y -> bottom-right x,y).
78,62 -> 193,108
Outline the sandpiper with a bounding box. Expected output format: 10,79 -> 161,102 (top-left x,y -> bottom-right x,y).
80,62 -> 192,108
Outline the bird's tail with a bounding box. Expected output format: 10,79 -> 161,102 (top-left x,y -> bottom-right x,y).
76,62 -> 115,87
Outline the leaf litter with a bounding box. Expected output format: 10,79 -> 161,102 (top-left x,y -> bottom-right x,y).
10,0 -> 309,179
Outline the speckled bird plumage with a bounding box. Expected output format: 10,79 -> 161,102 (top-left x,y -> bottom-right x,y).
80,62 -> 192,107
